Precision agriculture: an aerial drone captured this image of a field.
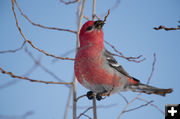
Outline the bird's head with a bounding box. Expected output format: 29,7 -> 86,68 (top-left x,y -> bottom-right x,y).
79,20 -> 105,48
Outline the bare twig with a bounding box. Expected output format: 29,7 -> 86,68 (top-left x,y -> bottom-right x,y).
80,114 -> 92,119
0,61 -> 38,90
137,97 -> 165,115
0,67 -> 72,85
0,111 -> 34,119
117,93 -> 142,119
52,48 -> 75,63
154,22 -> 180,31
74,103 -> 117,109
104,40 -> 145,63
11,0 -> 75,61
110,0 -> 121,11
64,86 -> 73,119
118,93 -> 128,104
92,0 -> 96,20
146,53 -> 156,85
83,15 -> 90,20
76,94 -> 87,102
73,0 -> 86,118
60,0 -> 79,5
77,107 -> 93,119
0,41 -> 26,54
99,0 -> 121,19
14,0 -> 77,34
117,54 -> 157,119
122,100 -> 153,113
24,47 -> 68,85
103,9 -> 110,23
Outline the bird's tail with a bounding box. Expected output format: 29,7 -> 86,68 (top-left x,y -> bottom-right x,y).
129,83 -> 173,96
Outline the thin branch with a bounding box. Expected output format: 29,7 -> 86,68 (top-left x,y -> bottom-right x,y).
104,40 -> 145,63
11,0 -> 74,61
0,61 -> 38,90
0,67 -> 73,85
83,15 -> 90,21
118,93 -> 128,104
76,94 -> 87,102
73,0 -> 86,118
110,0 -> 121,11
117,53 -> 157,119
137,97 -> 165,115
99,0 -> 121,19
0,41 -> 26,54
14,0 -> 77,34
146,53 -> 156,85
92,0 -> 96,20
117,93 -> 142,119
77,107 -> 93,119
24,47 -> 68,85
93,97 -> 97,119
52,48 -> 75,64
60,0 -> 79,5
154,21 -> 180,31
80,114 -> 92,119
122,100 -> 153,113
64,86 -> 73,119
103,9 -> 110,23
73,103 -> 117,109
0,111 -> 34,119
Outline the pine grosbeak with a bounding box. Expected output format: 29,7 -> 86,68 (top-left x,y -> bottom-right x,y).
74,20 -> 173,101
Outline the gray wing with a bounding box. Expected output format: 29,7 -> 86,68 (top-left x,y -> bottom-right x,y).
103,49 -> 140,82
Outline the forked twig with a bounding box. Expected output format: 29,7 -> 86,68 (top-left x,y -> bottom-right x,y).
122,100 -> 153,113
137,97 -> 165,115
117,54 -> 156,119
77,107 -> 93,119
104,40 -> 145,63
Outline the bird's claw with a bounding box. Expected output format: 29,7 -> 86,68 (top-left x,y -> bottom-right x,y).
96,93 -> 106,101
86,91 -> 106,101
86,91 -> 94,100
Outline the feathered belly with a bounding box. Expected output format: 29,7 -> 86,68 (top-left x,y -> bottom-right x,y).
75,56 -> 127,93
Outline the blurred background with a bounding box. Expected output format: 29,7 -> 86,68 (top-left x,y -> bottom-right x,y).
0,0 -> 179,119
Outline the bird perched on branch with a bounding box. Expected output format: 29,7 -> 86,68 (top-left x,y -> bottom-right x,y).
74,20 -> 173,101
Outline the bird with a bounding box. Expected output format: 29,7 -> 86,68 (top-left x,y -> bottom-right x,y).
74,20 -> 173,101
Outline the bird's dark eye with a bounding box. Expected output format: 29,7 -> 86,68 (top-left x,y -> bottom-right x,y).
86,26 -> 93,31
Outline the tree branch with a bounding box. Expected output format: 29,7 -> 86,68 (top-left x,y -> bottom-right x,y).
0,41 -> 26,54
154,24 -> 180,31
73,0 -> 86,118
117,53 -> 157,119
104,40 -> 145,63
24,47 -> 71,88
77,107 -> 93,119
154,21 -> 180,31
122,100 -> 153,113
0,67 -> 72,85
60,0 -> 79,5
137,97 -> 165,115
11,0 -> 75,61
14,0 -> 77,34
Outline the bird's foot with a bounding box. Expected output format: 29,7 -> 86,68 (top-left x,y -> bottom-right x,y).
86,91 -> 94,100
96,92 -> 106,101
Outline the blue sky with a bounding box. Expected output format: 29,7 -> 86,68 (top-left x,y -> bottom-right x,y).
0,0 -> 180,119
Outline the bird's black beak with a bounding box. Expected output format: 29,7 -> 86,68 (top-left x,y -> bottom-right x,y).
94,20 -> 105,30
